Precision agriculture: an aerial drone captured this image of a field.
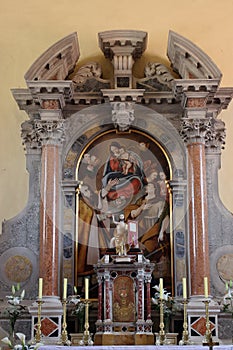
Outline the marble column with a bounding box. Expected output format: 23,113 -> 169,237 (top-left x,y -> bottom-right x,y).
36,116 -> 65,297
181,113 -> 211,297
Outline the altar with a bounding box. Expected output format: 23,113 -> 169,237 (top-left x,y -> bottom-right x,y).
1,28 -> 233,346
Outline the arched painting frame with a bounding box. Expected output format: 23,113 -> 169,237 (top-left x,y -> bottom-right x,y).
75,129 -> 173,297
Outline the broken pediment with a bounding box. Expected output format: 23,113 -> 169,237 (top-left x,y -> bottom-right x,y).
23,29 -> 223,85
12,29 -> 233,114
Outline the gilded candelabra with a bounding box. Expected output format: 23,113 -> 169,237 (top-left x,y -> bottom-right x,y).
35,299 -> 43,343
79,300 -> 93,346
59,298 -> 71,345
156,298 -> 169,345
202,299 -> 219,346
179,299 -> 193,345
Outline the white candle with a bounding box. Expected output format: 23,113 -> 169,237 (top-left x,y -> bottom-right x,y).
85,278 -> 89,300
159,278 -> 163,299
38,278 -> 43,299
204,277 -> 208,298
63,278 -> 67,300
182,277 -> 187,299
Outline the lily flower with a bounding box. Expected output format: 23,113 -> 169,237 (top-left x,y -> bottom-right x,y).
16,332 -> 26,345
1,336 -> 13,348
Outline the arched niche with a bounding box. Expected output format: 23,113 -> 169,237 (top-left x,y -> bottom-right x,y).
61,103 -> 187,296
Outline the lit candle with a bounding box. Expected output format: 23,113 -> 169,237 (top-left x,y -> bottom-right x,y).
204,276 -> 208,298
38,278 -> 43,299
182,277 -> 187,299
159,278 -> 163,299
85,277 -> 89,300
63,278 -> 67,300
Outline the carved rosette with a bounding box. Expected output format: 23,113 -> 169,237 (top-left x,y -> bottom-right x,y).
35,120 -> 65,146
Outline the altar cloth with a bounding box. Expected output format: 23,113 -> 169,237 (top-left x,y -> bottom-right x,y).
38,345 -> 230,350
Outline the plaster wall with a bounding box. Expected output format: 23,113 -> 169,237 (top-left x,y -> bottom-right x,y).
0,0 -> 233,228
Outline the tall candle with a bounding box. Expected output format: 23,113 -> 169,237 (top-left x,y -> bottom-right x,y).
182,277 -> 187,299
159,278 -> 163,299
63,278 -> 67,300
85,278 -> 89,300
38,278 -> 43,299
204,276 -> 208,298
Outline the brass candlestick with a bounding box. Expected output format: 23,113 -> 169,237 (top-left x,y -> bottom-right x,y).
156,298 -> 168,345
59,298 -> 71,345
79,300 -> 93,346
202,299 -> 219,346
179,299 -> 193,345
35,299 -> 43,343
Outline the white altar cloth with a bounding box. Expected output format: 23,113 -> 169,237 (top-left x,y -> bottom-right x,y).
39,346 -> 217,350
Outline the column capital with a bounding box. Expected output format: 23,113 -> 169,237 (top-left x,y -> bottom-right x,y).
180,116 -> 211,144
21,120 -> 41,150
35,119 -> 65,146
205,118 -> 226,151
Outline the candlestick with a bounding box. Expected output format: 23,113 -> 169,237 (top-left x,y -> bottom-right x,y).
159,278 -> 163,299
79,299 -> 93,346
34,299 -> 43,343
182,277 -> 187,299
58,298 -> 71,346
202,299 -> 219,346
63,278 -> 67,300
85,278 -> 89,300
179,299 -> 193,345
204,277 -> 208,298
156,298 -> 169,345
38,278 -> 43,299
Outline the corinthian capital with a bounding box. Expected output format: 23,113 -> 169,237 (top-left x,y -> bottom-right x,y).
205,118 -> 226,151
35,120 -> 65,146
21,120 -> 41,150
180,117 -> 212,144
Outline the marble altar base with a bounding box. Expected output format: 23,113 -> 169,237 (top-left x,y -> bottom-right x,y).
94,332 -> 154,345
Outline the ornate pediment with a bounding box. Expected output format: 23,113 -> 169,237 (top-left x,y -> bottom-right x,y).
11,29 -> 233,117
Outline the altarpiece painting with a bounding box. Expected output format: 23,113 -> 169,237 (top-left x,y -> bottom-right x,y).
75,131 -> 171,296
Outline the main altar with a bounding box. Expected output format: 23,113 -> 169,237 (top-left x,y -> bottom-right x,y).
0,28 -> 233,345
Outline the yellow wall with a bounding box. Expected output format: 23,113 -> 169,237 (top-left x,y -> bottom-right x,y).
1,0 -> 233,227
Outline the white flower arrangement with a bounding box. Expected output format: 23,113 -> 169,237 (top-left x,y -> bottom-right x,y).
68,288 -> 85,333
1,332 -> 42,350
152,284 -> 175,317
3,284 -> 26,339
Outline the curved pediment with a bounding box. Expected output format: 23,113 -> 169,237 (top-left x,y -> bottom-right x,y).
167,30 -> 222,80
24,32 -> 80,81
